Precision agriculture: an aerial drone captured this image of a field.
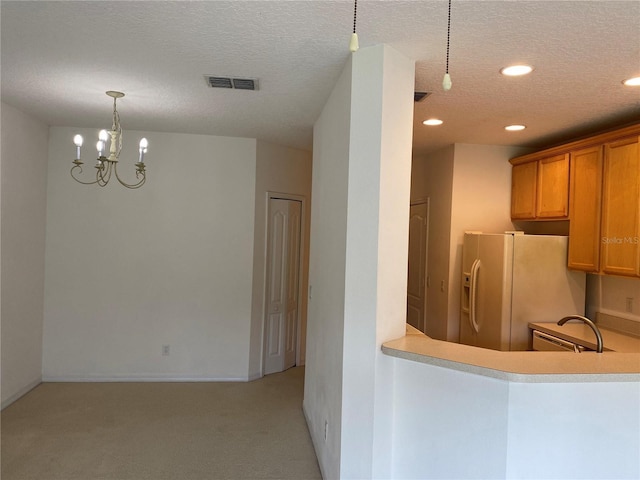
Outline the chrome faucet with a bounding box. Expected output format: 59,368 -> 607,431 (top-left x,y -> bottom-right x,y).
557,315 -> 604,353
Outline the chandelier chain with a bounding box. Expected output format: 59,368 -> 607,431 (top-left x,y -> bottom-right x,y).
112,97 -> 123,159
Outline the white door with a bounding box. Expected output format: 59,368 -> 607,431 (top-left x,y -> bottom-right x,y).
407,201 -> 428,332
264,198 -> 302,375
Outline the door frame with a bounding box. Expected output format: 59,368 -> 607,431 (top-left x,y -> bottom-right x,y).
261,191 -> 307,376
409,197 -> 430,332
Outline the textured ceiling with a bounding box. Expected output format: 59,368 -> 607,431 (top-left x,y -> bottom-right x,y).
1,0 -> 639,156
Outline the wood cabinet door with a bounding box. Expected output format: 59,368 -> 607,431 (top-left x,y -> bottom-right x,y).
568,147 -> 602,272
511,161 -> 537,219
600,136 -> 640,277
536,154 -> 569,218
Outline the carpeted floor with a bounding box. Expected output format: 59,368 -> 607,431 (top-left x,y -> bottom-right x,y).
1,367 -> 321,480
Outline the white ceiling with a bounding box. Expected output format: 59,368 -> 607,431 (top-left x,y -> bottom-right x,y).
2,0 -> 639,156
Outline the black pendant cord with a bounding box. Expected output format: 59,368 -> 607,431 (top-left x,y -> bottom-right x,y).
353,0 -> 358,34
349,0 -> 359,52
445,0 -> 451,75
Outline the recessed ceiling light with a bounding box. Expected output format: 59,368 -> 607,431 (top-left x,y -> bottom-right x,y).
500,65 -> 534,76
623,76 -> 640,86
423,118 -> 443,126
505,125 -> 526,131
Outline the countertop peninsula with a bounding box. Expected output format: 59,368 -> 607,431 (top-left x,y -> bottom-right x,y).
382,324 -> 640,383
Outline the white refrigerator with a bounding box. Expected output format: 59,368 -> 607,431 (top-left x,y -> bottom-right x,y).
460,232 -> 586,351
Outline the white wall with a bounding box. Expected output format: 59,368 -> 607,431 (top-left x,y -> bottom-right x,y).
447,144 -> 528,342
413,144 -> 528,342
586,274 -> 640,323
343,44 -> 413,479
1,103 -> 49,408
249,140 -> 312,379
43,127 -> 257,381
304,54 -> 352,480
413,146 -> 454,340
391,357 -> 639,480
506,381 -> 639,479
392,358 -> 509,479
304,44 -> 413,480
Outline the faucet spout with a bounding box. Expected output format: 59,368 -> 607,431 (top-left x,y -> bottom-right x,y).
557,315 -> 603,353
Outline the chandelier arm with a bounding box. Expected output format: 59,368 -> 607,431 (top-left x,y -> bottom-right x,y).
113,162 -> 146,189
96,160 -> 113,187
116,112 -> 123,159
71,91 -> 147,189
70,164 -> 100,185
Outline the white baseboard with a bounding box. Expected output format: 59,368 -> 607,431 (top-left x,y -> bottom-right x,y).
1,377 -> 42,410
247,371 -> 263,382
42,375 -> 250,383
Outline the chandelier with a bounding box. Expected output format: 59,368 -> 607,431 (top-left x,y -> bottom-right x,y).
71,91 -> 148,189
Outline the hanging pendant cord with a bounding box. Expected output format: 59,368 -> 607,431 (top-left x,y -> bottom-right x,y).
353,0 -> 358,34
445,0 -> 451,74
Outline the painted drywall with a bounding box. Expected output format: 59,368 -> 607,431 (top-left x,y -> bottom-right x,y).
391,356 -> 639,480
447,144 -> 528,342
304,43 -> 414,480
342,44 -> 413,479
586,274 -> 640,323
1,103 -> 49,408
410,154 -> 429,203
413,144 -> 529,342
412,146 -> 454,340
43,127 -> 257,381
304,45 -> 414,478
371,44 -> 415,478
505,381 -> 639,479
304,53 -> 352,480
391,358 -> 509,479
249,140 -> 312,379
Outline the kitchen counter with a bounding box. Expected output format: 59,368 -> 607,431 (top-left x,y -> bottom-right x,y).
529,321 -> 640,353
382,324 -> 640,382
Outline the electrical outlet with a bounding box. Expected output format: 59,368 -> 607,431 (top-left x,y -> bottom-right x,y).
626,298 -> 634,313
162,344 -> 170,356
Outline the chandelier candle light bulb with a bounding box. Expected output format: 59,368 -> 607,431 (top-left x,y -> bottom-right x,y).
70,91 -> 147,189
138,138 -> 148,164
73,134 -> 83,159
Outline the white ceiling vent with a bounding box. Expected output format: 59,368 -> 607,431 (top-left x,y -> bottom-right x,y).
205,75 -> 259,91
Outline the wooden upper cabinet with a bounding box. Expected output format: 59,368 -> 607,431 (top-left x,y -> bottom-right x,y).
510,154 -> 569,220
511,161 -> 538,219
600,136 -> 640,277
536,154 -> 569,218
568,146 -> 603,272
510,124 -> 640,276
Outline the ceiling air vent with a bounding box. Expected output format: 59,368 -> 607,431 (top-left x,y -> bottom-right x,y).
205,75 -> 259,91
414,91 -> 431,102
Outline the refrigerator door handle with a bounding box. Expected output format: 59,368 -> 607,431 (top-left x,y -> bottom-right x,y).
469,259 -> 481,334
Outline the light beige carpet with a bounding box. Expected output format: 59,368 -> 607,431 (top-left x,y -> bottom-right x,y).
1,367 -> 322,480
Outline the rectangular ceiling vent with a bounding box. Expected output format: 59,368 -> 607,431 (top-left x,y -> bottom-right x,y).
205,75 -> 259,91
414,91 -> 431,102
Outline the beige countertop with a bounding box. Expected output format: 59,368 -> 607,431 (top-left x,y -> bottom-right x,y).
529,322 -> 640,353
382,325 -> 640,383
